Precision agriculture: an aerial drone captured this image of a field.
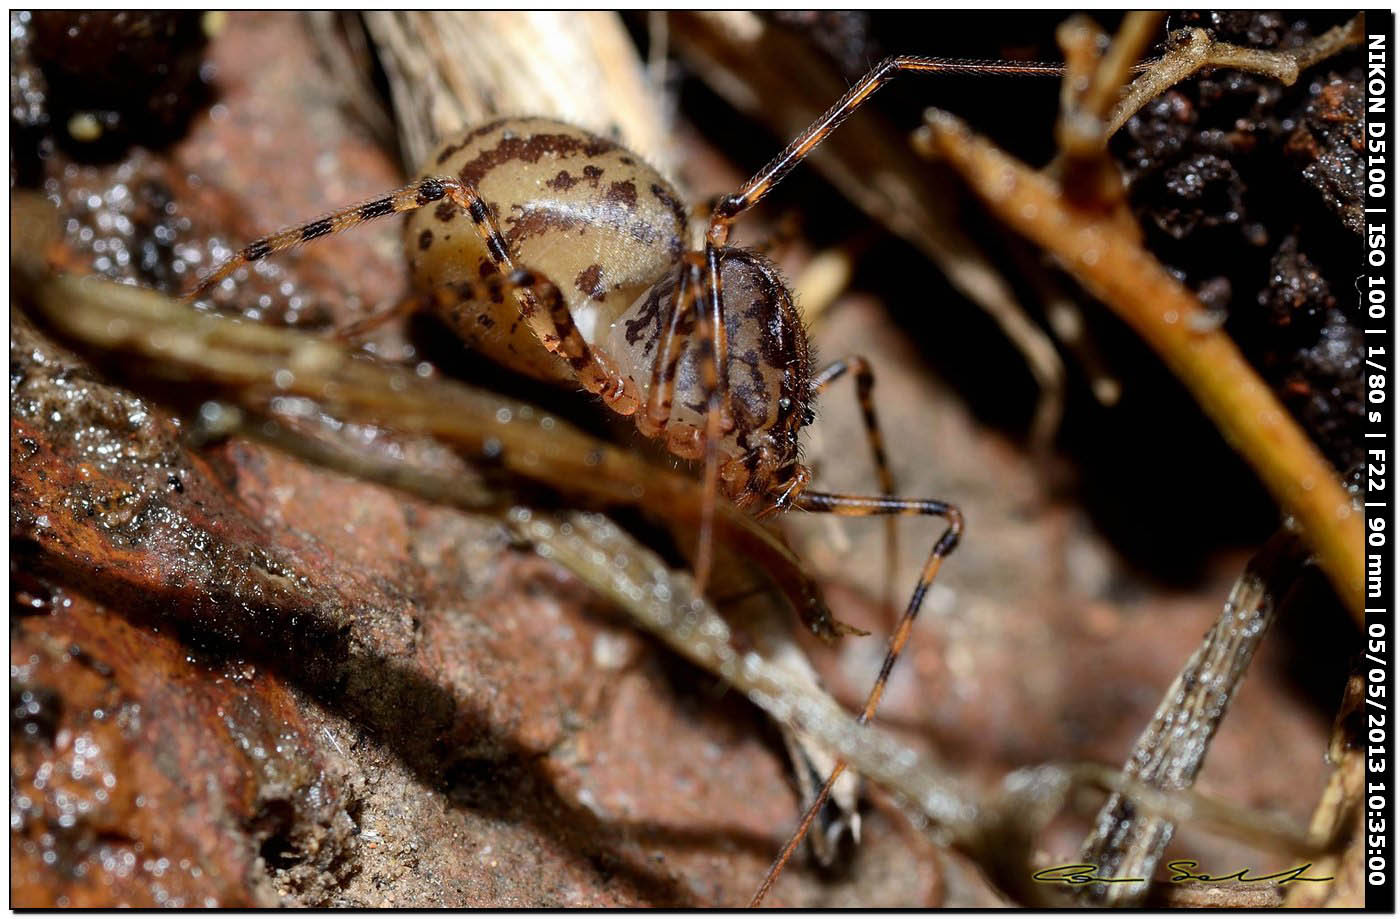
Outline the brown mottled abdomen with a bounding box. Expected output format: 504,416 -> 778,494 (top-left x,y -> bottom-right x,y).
407,118 -> 688,383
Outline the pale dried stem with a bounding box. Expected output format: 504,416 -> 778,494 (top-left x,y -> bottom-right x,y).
1148,881 -> 1285,908
305,13 -> 399,153
363,12 -> 675,176
1007,244 -> 1121,408
1285,674 -> 1367,907
1056,12 -> 1163,158
1077,530 -> 1308,906
528,511 -> 1335,907
1084,12 -> 1164,123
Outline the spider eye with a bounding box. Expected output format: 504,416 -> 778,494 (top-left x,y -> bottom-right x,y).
778,396 -> 793,412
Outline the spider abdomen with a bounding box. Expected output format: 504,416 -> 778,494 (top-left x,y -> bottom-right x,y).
407,118 -> 688,384
408,118 -> 812,500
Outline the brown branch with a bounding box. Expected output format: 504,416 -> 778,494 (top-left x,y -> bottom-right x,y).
915,112 -> 1364,626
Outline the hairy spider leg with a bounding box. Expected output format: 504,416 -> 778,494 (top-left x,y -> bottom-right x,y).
633,250 -> 735,594
430,270 -> 627,402
811,356 -> 899,621
635,254 -> 723,587
746,356 -> 902,871
750,492 -> 963,907
695,247 -> 731,591
186,175 -> 631,409
703,54 -> 1065,251
641,256 -> 705,432
185,177 -> 505,300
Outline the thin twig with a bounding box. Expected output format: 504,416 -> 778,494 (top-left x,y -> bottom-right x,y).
1285,673 -> 1367,906
1105,15 -> 1365,137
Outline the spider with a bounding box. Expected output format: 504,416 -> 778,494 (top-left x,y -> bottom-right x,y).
185,54 -> 1063,904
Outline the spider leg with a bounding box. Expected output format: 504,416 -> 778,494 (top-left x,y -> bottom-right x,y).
429,271 -> 629,408
183,175 -> 514,301
702,245 -> 734,433
188,174 -> 631,409
640,255 -> 704,434
756,464 -> 812,521
749,490 -> 962,908
705,55 -> 1062,247
635,252 -> 732,593
811,356 -> 898,623
332,295 -> 426,343
692,251 -> 731,593
504,269 -> 628,404
810,358 -> 894,495
688,253 -> 733,596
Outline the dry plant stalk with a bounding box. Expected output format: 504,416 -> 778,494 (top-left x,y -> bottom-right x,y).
525,510 -> 1339,908
1052,12 -> 1161,224
1077,530 -> 1310,906
915,113 -> 1365,625
1046,19 -> 1361,905
1070,12 -> 1163,134
363,11 -> 675,174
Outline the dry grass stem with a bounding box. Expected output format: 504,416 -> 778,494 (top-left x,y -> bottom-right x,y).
1077,531 -> 1309,905
364,12 -> 674,174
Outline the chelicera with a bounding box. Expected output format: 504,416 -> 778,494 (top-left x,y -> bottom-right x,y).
186,54 -> 1063,903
